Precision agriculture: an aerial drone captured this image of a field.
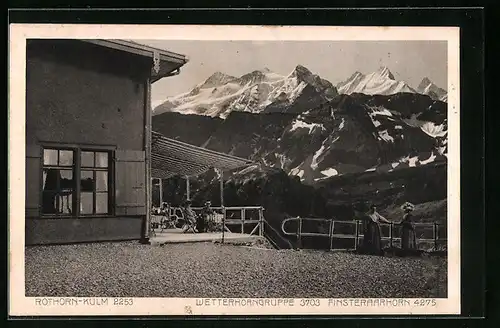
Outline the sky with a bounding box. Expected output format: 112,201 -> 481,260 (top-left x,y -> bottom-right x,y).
138,40 -> 448,108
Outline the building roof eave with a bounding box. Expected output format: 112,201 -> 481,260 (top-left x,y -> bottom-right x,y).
81,39 -> 189,81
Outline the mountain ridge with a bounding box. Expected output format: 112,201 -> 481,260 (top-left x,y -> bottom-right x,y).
153,65 -> 338,118
154,65 -> 448,119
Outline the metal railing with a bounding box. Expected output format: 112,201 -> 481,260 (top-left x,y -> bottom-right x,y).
281,217 -> 447,251
151,206 -> 265,237
151,205 -> 296,249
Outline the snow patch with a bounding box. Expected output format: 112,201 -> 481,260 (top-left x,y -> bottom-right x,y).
368,106 -> 393,117
276,154 -> 288,170
321,168 -> 338,177
420,152 -> 437,165
365,167 -> 376,172
311,145 -> 326,170
339,118 -> 345,130
395,125 -> 403,130
391,162 -> 399,169
378,130 -> 395,143
421,122 -> 447,138
290,119 -> 325,134
372,120 -> 381,128
408,156 -> 419,167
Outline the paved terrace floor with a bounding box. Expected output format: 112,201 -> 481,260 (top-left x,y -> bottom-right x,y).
150,228 -> 260,245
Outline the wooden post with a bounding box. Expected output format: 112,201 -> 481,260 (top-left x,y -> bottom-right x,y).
219,169 -> 224,207
222,206 -> 226,244
433,222 -> 438,251
389,223 -> 393,248
185,176 -> 190,201
159,178 -> 163,207
354,220 -> 359,250
141,77 -> 152,244
241,208 -> 245,234
329,219 -> 334,251
219,169 -> 225,243
259,207 -> 264,237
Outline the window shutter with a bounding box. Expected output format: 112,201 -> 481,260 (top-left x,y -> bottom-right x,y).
26,144 -> 41,217
115,150 -> 147,216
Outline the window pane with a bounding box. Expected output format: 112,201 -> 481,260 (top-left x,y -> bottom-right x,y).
96,171 -> 108,192
43,169 -> 58,191
60,170 -> 74,190
81,192 -> 93,214
81,151 -> 94,167
96,152 -> 108,168
81,170 -> 94,192
96,192 -> 108,214
59,150 -> 73,166
43,149 -> 58,165
58,194 -> 73,214
42,191 -> 58,214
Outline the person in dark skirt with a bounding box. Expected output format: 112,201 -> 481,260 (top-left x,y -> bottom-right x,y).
355,203 -> 390,255
400,202 -> 417,252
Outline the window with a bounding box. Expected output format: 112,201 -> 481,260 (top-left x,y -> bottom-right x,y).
42,147 -> 112,217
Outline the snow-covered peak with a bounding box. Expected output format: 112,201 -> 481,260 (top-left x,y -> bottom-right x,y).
290,64 -> 313,78
337,66 -> 414,96
336,71 -> 366,94
375,66 -> 395,80
418,77 -> 433,89
153,65 -> 337,118
200,71 -> 237,89
416,77 -> 447,102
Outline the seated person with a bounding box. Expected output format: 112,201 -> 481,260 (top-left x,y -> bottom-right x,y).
181,200 -> 198,233
198,201 -> 213,233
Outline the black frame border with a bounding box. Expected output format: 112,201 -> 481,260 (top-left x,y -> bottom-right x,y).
7,6 -> 487,326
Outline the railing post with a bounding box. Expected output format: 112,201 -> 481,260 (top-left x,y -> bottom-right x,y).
433,222 -> 438,251
296,216 -> 302,250
354,220 -> 359,250
329,219 -> 334,251
259,207 -> 264,237
221,206 -> 226,244
241,208 -> 245,234
389,223 -> 393,248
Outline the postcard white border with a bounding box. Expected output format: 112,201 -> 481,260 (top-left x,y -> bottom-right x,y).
8,24 -> 460,316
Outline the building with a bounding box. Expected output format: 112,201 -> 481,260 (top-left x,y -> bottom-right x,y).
25,39 -> 188,245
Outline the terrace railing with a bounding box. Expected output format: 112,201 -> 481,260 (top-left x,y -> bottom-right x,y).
281,217 -> 447,251
153,205 -> 266,235
151,205 -> 295,249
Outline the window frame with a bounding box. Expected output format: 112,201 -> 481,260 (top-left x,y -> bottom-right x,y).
39,143 -> 115,219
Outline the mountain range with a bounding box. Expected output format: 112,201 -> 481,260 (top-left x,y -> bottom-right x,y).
153,66 -> 447,119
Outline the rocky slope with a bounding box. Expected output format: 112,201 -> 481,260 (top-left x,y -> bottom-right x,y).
153,92 -> 447,185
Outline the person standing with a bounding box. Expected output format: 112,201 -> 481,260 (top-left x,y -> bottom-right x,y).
360,204 -> 391,255
400,202 -> 417,251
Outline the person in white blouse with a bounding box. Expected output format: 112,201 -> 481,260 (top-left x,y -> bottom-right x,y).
362,204 -> 391,255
